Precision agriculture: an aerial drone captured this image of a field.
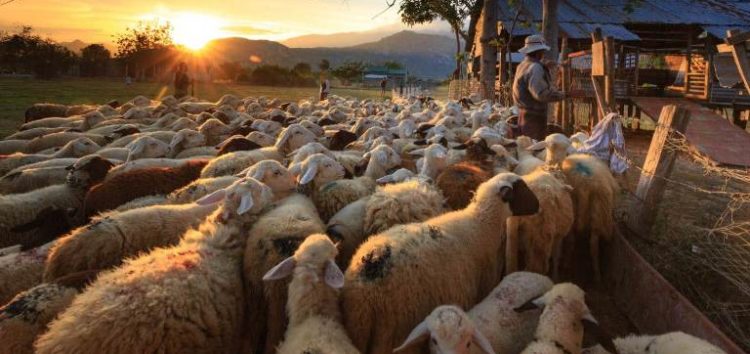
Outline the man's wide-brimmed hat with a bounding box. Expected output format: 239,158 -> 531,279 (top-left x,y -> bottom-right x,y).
518,34 -> 550,54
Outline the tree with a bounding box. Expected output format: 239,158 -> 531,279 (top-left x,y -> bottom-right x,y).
331,61 -> 366,84
114,20 -> 174,80
383,61 -> 404,70
318,59 -> 330,72
219,61 -> 244,82
479,0 -> 498,100
398,0 -> 476,76
80,44 -> 110,77
0,26 -> 77,79
292,62 -> 312,77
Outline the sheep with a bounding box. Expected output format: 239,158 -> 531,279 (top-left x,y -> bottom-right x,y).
238,160 -> 297,201
375,168 -> 419,184
326,196 -> 371,267
401,272 -> 554,354
0,166 -> 70,194
167,129 -> 206,158
243,193 -> 326,354
44,201 -> 219,282
363,179 -> 446,236
527,133 -> 577,168
515,283 -> 615,354
35,177 -> 275,354
262,234 -> 359,354
513,136 -> 545,176
83,159 -> 208,218
87,124 -> 139,138
111,195 -> 168,212
411,143 -> 449,180
199,118 -> 234,145
361,144 -> 401,180
23,132 -> 106,153
105,130 -> 175,148
200,149 -> 281,178
19,117 -> 78,131
95,135 -> 170,162
0,140 -> 30,155
178,100 -> 215,114
167,176 -> 239,204
342,173 -> 541,354
24,103 -> 69,122
215,136 -> 262,156
0,241 -> 55,305
0,155 -> 113,249
582,332 -> 726,354
436,162 -> 491,210
0,137 -> 101,175
7,127 -> 70,140
247,131 -> 277,147
104,157 -> 193,179
296,153 -> 376,222
505,169 -> 574,279
0,272 -> 96,354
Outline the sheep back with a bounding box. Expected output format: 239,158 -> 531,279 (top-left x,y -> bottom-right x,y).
364,180 -> 446,235
313,176 -> 376,223
436,162 -> 491,210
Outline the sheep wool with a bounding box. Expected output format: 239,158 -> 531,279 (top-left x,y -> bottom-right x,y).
0,242 -> 54,305
243,194 -> 326,354
436,162 -> 491,210
167,176 -> 239,204
342,173 -> 541,354
363,179 -> 446,235
35,178 -> 275,354
582,332 -> 727,354
263,234 -> 359,354
326,197 -> 370,268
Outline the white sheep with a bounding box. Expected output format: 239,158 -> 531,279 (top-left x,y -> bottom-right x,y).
238,160 -> 297,201
262,234 -> 359,354
35,177 -> 275,354
397,272 -> 553,354
167,176 -> 239,204
411,143 -> 449,180
167,129 -> 206,158
582,332 -> 726,354
247,131 -> 277,147
513,136 -> 545,175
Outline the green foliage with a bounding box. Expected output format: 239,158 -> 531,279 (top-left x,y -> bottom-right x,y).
249,64 -> 316,87
318,59 -> 330,71
218,61 -> 244,82
383,61 -> 404,70
292,62 -> 312,77
80,44 -> 110,77
113,20 -> 173,59
0,26 -> 77,79
331,61 -> 367,83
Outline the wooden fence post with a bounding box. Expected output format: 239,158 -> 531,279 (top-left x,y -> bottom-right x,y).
628,104 -> 690,236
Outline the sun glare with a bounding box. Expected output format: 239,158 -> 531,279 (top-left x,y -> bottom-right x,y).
170,13 -> 225,51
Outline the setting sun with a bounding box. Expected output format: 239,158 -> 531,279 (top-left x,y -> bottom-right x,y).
170,13 -> 225,50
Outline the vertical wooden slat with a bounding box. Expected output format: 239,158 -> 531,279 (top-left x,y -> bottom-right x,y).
629,104 -> 691,236
727,29 -> 750,93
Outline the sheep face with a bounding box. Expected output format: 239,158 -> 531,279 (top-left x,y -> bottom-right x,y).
65,137 -> 101,157
376,168 -> 416,184
65,155 -> 114,188
249,161 -> 295,197
352,118 -> 377,136
250,119 -> 282,137
199,119 -> 232,137
262,234 -> 343,288
276,124 -> 316,155
81,111 -> 106,130
295,153 -> 344,186
396,305 -> 494,354
197,177 -> 274,222
299,120 -> 324,137
170,118 -> 198,131
246,131 -> 276,147
365,145 -> 401,171
474,173 -> 540,217
126,136 -> 170,161
169,129 -> 206,154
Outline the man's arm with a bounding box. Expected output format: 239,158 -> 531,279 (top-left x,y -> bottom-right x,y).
527,64 -> 564,102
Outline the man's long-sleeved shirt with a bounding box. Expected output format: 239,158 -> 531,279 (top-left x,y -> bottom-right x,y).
512,56 -> 563,115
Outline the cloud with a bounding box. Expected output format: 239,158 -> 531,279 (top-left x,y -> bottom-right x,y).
221,25 -> 277,35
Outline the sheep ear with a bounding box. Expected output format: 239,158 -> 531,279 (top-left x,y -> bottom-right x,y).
288,163 -> 301,176
376,175 -> 394,184
439,137 -> 448,147
501,179 -> 540,216
196,189 -> 227,205
514,295 -> 543,312
275,128 -> 291,150
299,162 -> 318,185
169,133 -> 185,151
237,193 -> 255,215
472,328 -> 497,354
394,320 -> 430,352
263,256 -> 296,281
251,165 -> 267,181
506,155 -> 520,166
582,314 -> 618,354
409,148 -> 425,156
527,141 -> 547,151
324,260 -> 345,289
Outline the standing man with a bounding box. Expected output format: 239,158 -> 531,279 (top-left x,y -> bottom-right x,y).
512,34 -> 565,141
380,77 -> 388,97
319,75 -> 330,101
174,62 -> 191,99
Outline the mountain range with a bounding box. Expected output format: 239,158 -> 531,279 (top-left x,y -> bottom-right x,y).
204,31 -> 457,79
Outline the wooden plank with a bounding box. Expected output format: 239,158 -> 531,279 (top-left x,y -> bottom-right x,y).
629,105 -> 690,236
604,37 -> 616,109
592,41 -> 605,76
725,30 -> 750,45
717,43 -> 733,54
727,30 -> 750,93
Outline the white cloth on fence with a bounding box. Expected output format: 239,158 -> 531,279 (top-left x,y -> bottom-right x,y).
578,112 -> 629,174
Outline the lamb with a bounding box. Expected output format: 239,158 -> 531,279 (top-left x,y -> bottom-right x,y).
527,133 -> 576,167
505,169 -> 574,279
19,117 -> 79,131
342,173 -> 541,354
411,143 -> 449,180
0,272 -> 96,354
35,177 -> 275,354
436,162 -> 491,210
0,140 -> 30,155
112,195 -> 168,211
83,159 -> 208,218
238,160 -> 297,201
560,154 -> 619,283
167,129 -> 206,158
215,136 -> 262,156
198,118 -> 234,145
516,283 -> 615,354
0,155 -> 113,249
23,132 -> 106,153
167,176 -> 239,204
513,136 -> 544,175
104,157 -> 197,179
396,272 -> 554,354
243,193 -> 326,354
95,135 -> 170,162
262,234 -> 359,354
44,201 -> 219,282
582,332 -> 726,354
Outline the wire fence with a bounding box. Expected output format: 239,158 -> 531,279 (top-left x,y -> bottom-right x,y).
614,124 -> 750,351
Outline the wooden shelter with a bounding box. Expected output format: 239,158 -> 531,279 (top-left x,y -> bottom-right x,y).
474,0 -> 750,130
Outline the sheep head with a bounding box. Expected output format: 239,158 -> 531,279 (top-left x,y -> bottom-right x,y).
196,177 -> 274,223
262,234 -> 343,289
57,137 -> 100,158
239,160 -> 295,199
473,172 -> 539,217
126,136 -> 169,162
294,153 -> 344,187
275,124 -> 316,155
216,136 -> 262,156
527,133 -> 575,166
396,305 -> 495,354
169,129 -> 206,156
66,155 -> 114,188
246,131 -> 276,147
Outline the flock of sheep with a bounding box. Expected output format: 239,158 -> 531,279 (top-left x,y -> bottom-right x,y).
0,93 -> 727,354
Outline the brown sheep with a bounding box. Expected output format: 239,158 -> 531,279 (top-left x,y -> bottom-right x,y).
83,159 -> 208,218
435,162 -> 491,210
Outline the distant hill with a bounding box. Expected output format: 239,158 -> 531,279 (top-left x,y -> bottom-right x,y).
282,29 -> 394,48
205,30 -> 456,78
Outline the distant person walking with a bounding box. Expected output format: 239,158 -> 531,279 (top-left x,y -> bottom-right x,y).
174,62 -> 191,99
380,77 -> 388,97
512,34 -> 565,141
320,76 -> 331,101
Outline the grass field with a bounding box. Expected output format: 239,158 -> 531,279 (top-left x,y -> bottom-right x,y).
0,77 -> 447,138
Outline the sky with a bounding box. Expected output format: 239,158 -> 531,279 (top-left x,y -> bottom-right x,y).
0,0 -> 449,48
